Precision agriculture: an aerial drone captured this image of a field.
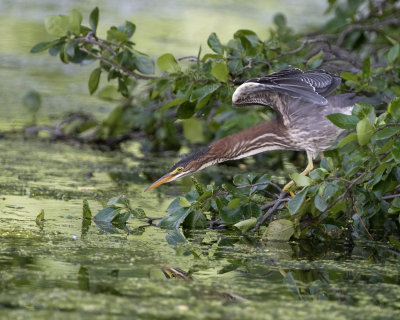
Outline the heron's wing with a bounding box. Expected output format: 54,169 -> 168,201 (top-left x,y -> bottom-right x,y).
232,67 -> 341,126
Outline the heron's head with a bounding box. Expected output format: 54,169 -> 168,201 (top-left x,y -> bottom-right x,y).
232,81 -> 269,107
145,147 -> 213,191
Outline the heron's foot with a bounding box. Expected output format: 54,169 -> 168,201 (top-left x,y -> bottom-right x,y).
282,181 -> 295,197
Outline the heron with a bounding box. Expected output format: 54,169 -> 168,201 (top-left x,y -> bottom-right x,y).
146,67 -> 364,192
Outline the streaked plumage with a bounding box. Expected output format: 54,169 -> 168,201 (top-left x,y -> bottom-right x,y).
146,67 -> 364,191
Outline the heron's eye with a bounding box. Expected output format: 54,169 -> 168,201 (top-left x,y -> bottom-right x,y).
173,167 -> 184,174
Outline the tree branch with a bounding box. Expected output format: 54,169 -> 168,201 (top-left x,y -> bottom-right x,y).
278,38 -> 329,57
252,190 -> 289,232
336,17 -> 400,47
382,193 -> 400,200
78,47 -> 157,80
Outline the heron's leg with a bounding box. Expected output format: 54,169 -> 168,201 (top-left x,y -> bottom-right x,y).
283,152 -> 314,192
299,152 -> 314,176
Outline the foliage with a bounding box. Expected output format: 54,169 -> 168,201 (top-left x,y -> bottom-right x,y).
93,195 -> 147,224
30,1 -> 400,241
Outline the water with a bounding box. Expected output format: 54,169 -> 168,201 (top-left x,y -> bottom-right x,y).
1,1 -> 400,319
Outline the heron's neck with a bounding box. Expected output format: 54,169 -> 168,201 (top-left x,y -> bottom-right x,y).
207,120 -> 295,162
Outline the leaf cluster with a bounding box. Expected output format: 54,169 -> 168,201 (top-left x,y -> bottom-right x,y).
30,1 -> 400,241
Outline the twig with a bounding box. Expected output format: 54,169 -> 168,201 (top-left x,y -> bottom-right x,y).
382,193 -> 400,200
326,177 -> 352,184
24,125 -> 63,136
336,17 -> 400,47
278,39 -> 329,57
322,172 -> 366,214
146,216 -> 163,225
375,123 -> 400,131
75,33 -> 118,56
232,58 -> 253,76
260,195 -> 291,211
236,181 -> 282,192
353,204 -> 374,240
79,47 -> 157,80
177,55 -> 198,61
252,190 -> 288,232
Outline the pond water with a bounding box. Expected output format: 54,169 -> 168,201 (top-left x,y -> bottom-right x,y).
1,1 -> 400,319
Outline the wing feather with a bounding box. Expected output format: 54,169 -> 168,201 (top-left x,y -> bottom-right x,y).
232,67 -> 341,126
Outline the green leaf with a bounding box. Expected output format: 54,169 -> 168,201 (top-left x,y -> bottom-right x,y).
158,207 -> 192,229
35,209 -> 45,225
183,118 -> 204,143
207,32 -> 224,55
30,41 -> 54,53
306,50 -> 324,69
289,172 -> 312,187
211,63 -> 229,83
89,7 -> 99,34
388,43 -> 399,64
64,41 -> 76,58
234,30 -> 259,46
22,90 -> 41,113
287,187 -> 309,215
336,132 -> 357,148
389,235 -> 400,251
69,9 -> 82,34
124,21 -> 136,38
183,210 -> 207,229
242,202 -> 261,218
326,113 -> 359,129
178,196 -> 191,208
176,102 -> 196,119
341,72 -> 359,82
388,98 -> 400,121
373,126 -> 400,140
362,57 -> 370,77
392,139 -> 400,162
107,196 -> 127,206
227,198 -> 241,210
234,217 -> 257,233
94,207 -> 121,223
157,53 -> 179,72
82,200 -> 92,219
309,168 -> 328,181
131,208 -> 146,219
314,194 -> 328,212
161,97 -> 187,111
111,211 -> 131,224
88,68 -> 101,95
273,13 -> 287,28
352,102 -> 375,123
356,117 -> 374,146
45,15 -> 70,37
262,219 -> 294,241
220,206 -> 242,225
97,85 -> 120,101
132,51 -> 154,74
190,84 -> 220,102
320,157 -> 333,172
107,26 -> 128,42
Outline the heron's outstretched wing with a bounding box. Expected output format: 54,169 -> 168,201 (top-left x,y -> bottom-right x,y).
232,67 -> 341,126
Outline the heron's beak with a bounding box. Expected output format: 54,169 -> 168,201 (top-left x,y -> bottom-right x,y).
145,173 -> 175,191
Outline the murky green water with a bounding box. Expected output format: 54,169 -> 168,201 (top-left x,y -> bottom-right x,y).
1,1 -> 400,319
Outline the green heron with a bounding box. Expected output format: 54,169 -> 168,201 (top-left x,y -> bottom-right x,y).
146,67 -> 362,191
